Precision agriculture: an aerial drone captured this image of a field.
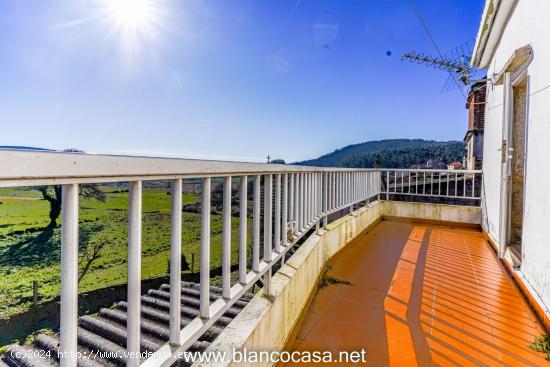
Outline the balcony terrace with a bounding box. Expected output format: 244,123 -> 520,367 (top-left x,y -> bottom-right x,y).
0,150 -> 547,367
282,220 -> 548,366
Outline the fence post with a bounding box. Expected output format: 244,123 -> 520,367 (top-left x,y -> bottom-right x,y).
200,177 -> 211,319
169,179 -> 182,345
127,181 -> 142,367
239,176 -> 248,285
221,176 -> 232,300
32,281 -> 39,307
263,174 -> 273,296
60,183 -> 78,367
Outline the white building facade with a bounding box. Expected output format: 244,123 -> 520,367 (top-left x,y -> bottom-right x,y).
472,0 -> 550,322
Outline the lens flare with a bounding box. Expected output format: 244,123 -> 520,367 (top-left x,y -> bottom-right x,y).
104,0 -> 156,29
97,0 -> 167,72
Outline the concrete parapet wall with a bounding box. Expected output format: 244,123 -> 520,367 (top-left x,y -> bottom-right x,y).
381,200 -> 481,225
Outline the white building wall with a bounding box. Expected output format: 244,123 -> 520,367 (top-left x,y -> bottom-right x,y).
482,0 -> 550,309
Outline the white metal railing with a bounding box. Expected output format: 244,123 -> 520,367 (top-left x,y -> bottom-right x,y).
380,169 -> 483,201
0,150 -> 381,367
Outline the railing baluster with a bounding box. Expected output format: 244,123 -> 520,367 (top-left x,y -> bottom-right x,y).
422,171 -> 426,195
60,183 -> 79,367
306,172 -> 313,227
169,179 -> 182,345
348,172 -> 351,204
306,173 -> 310,225
127,181 -> 142,367
447,172 -> 450,196
386,170 -> 389,199
239,176 -> 247,285
331,172 -> 335,210
282,174 -> 288,247
341,172 -> 345,207
314,173 -> 317,219
312,172 -> 315,221
264,174 -> 273,261
327,172 -> 331,211
292,173 -> 294,223
304,173 -> 307,225
355,172 -> 358,201
274,174 -> 281,253
221,176 -> 232,300
354,172 -> 357,202
328,172 -> 334,212
455,172 -> 458,196
323,172 -> 328,228
252,175 -> 261,272
299,173 -> 304,231
335,172 -> 338,209
349,172 -> 353,214
344,171 -> 346,206
472,173 -> 476,198
313,172 -> 316,218
463,172 -> 467,197
295,173 -> 299,230
316,173 -> 319,217
263,174 -> 273,296
341,172 -> 343,205
366,171 -> 370,201
343,172 -> 346,205
200,177 -> 211,318
350,172 -> 352,203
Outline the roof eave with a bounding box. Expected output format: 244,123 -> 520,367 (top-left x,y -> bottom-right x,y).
471,0 -> 518,69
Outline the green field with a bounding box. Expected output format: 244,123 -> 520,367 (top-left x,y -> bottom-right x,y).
0,186 -> 248,318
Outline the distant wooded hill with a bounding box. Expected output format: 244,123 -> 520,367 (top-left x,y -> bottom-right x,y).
295,139 -> 465,168
0,146 -> 51,151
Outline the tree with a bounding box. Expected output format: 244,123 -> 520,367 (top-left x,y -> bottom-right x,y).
30,148 -> 107,228
78,239 -> 107,284
270,159 -> 286,164
35,185 -> 106,228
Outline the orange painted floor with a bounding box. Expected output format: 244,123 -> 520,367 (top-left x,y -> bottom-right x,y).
281,220 -> 549,366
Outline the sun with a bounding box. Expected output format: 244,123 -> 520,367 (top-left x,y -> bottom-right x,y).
103,0 -> 157,29
95,0 -> 169,72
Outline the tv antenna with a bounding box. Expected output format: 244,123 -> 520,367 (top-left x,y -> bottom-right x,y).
404,0 -> 488,97
402,40 -> 484,95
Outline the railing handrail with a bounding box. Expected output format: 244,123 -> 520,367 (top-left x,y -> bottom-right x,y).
381,168 -> 483,201
0,149 -> 378,187
380,168 -> 482,174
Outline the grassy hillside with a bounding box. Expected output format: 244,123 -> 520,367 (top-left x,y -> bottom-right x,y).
296,139 -> 465,168
0,186 -> 250,318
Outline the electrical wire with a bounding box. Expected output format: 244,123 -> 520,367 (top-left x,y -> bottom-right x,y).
281,0 -> 303,30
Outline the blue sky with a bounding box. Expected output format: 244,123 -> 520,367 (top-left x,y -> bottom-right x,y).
0,0 -> 484,162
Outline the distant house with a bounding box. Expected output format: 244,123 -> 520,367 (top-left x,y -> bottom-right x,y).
425,159 -> 447,170
464,80 -> 486,170
447,161 -> 463,170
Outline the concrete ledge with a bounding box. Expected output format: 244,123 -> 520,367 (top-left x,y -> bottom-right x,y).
381,200 -> 481,225
195,201 -> 383,366
482,229 -> 550,334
